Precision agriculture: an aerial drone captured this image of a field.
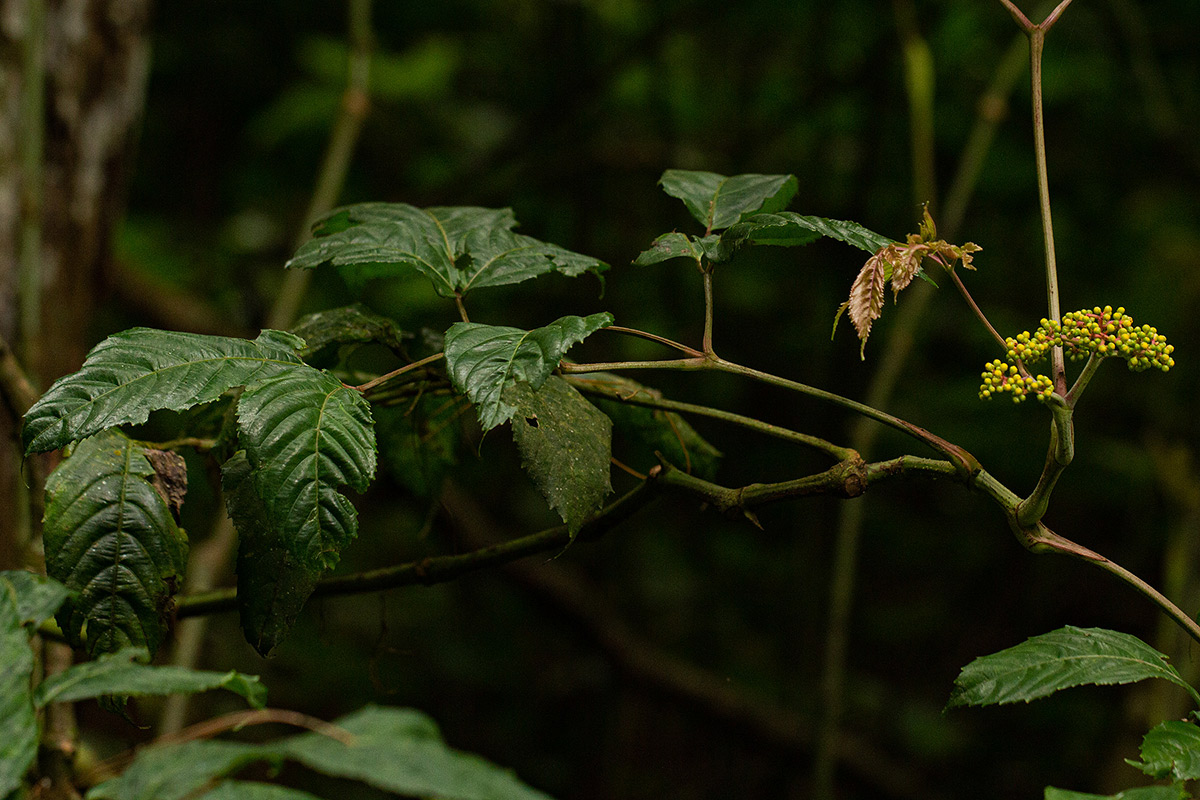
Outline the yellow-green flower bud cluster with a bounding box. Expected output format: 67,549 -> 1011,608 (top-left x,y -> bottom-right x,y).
979,359 -> 1054,403
1001,306 -> 1174,372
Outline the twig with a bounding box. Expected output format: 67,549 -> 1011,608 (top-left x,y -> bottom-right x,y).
355,352 -> 445,393
0,331 -> 40,416
601,325 -> 703,357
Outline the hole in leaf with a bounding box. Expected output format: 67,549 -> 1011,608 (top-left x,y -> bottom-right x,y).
524,417 -> 539,428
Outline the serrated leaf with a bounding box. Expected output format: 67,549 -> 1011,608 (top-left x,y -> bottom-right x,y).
281,706 -> 555,800
23,329 -> 305,455
444,313 -> 613,432
507,377 -> 612,535
236,369 -> 375,572
289,302 -> 409,360
222,451 -> 320,657
33,647 -> 266,708
1045,786 -> 1189,800
568,373 -> 722,480
713,212 -> 894,262
89,706 -> 557,800
1128,720 -> 1200,780
0,570 -> 71,627
86,739 -> 268,800
43,430 -> 189,659
946,626 -> 1200,709
633,232 -> 712,268
0,581 -> 37,798
286,202 -> 606,298
374,395 -> 462,498
659,170 -> 797,233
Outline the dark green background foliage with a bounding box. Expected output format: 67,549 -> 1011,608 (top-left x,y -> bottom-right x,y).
94,1 -> 1200,797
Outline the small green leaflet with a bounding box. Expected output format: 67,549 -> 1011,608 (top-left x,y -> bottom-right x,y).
43,430 -> 189,659
23,328 -> 305,455
1044,786 -> 1189,800
1127,720 -> 1200,781
0,570 -> 71,628
658,170 -> 798,233
633,232 -> 716,269
946,626 -> 1200,709
444,313 -> 613,432
88,706 -> 556,800
712,212 -> 895,262
0,580 -> 36,798
286,202 -> 607,298
508,377 -> 612,535
33,647 -> 266,709
235,368 -> 376,572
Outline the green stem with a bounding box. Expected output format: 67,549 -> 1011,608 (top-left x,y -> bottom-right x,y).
18,0 -> 45,376
1065,352 -> 1103,405
559,358 -> 709,374
1016,400 -> 1073,526
601,325 -> 703,357
355,352 -> 445,393
702,269 -> 717,356
948,266 -> 1018,364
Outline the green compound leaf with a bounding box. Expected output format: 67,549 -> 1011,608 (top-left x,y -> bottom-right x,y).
713,212 -> 894,262
658,170 -> 797,233
33,647 -> 266,709
444,313 -> 613,432
222,451 -> 319,657
946,626 -> 1199,709
23,328 -> 305,455
280,706 -> 555,800
1128,720 -> 1200,781
0,570 -> 71,627
508,377 -> 612,535
0,580 -> 37,798
44,430 -> 189,659
235,368 -> 376,572
1044,786 -> 1189,800
289,302 -> 408,360
569,373 -> 722,480
286,202 -> 607,298
89,706 -> 556,800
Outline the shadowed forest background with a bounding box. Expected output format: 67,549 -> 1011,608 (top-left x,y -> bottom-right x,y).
3,0 -> 1200,798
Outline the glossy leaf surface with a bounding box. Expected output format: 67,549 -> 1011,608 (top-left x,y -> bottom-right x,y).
445,313 -> 613,431
34,647 -> 265,708
0,581 -> 36,798
236,368 -> 376,571
713,212 -> 893,262
508,377 -> 612,535
947,626 -> 1198,709
23,328 -> 305,455
222,451 -> 319,656
1128,720 -> 1200,781
286,202 -> 606,297
43,430 -> 189,658
658,170 -> 797,232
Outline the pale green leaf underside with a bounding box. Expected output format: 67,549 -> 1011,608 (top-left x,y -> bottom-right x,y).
1128,720 -> 1200,781
713,212 -> 894,262
0,581 -> 36,798
33,647 -> 266,709
286,202 -> 606,298
659,170 -> 797,232
23,328 -> 305,455
43,430 -> 188,659
88,706 -> 555,800
445,313 -> 613,432
0,570 -> 71,627
947,626 -> 1197,709
508,377 -> 612,535
236,368 -> 376,572
1044,786 -> 1188,800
